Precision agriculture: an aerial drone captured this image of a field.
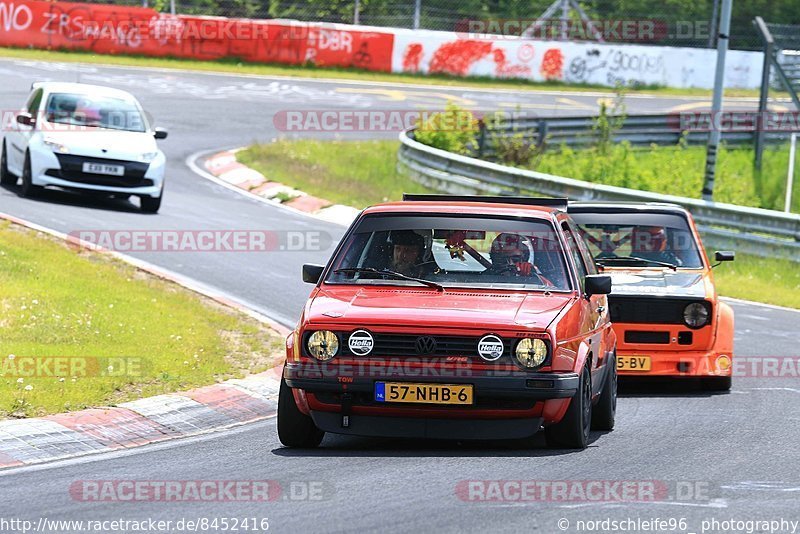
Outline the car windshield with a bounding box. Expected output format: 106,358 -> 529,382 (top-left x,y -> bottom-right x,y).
325,215 -> 572,291
44,93 -> 147,132
569,211 -> 704,269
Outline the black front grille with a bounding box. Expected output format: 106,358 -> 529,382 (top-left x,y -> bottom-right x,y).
343,333 -> 512,358
625,331 -> 670,344
51,154 -> 151,187
609,297 -> 710,325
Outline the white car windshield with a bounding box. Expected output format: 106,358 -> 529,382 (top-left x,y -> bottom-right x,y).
44,93 -> 147,132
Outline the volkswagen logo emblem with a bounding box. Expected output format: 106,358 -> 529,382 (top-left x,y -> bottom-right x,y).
415,336 -> 437,355
348,329 -> 374,356
478,334 -> 504,361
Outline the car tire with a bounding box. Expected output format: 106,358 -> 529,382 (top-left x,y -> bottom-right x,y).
545,364 -> 592,449
277,377 -> 324,448
19,151 -> 43,198
591,353 -> 617,431
1,140 -> 15,186
140,194 -> 162,214
701,376 -> 732,392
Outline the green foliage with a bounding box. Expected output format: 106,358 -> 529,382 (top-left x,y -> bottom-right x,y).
527,142 -> 798,212
592,84 -> 628,156
238,139 -> 434,209
413,101 -> 479,156
485,111 -> 545,167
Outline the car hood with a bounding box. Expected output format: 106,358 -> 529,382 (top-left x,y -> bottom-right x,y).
305,286 -> 574,331
606,270 -> 708,299
38,129 -> 158,159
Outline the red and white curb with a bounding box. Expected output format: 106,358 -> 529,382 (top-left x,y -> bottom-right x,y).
0,213 -> 287,470
204,148 -> 360,226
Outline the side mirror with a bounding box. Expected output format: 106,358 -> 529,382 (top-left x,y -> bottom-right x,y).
16,112 -> 34,126
302,264 -> 325,284
585,274 -> 612,296
153,127 -> 168,140
714,251 -> 735,262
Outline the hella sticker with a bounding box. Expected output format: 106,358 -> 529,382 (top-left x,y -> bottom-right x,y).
478,334 -> 504,361
349,330 -> 374,356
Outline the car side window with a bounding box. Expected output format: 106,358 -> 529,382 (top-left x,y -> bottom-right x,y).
562,223 -> 588,291
568,220 -> 598,275
27,89 -> 43,114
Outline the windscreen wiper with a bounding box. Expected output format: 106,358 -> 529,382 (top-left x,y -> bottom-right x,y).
595,256 -> 677,271
334,267 -> 445,292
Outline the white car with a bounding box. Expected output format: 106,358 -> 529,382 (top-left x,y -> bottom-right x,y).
1,82 -> 167,213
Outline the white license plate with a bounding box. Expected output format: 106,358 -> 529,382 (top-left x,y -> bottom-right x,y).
82,162 -> 124,176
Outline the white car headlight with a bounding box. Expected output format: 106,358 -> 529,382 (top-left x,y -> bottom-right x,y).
138,151 -> 159,162
683,302 -> 710,328
42,137 -> 70,154
306,330 -> 339,361
515,338 -> 548,368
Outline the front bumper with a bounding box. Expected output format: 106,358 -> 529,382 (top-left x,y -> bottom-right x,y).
30,146 -> 165,196
284,362 -> 579,400
617,349 -> 733,377
284,362 -> 578,439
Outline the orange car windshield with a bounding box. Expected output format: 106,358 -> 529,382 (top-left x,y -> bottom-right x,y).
571,213 -> 704,269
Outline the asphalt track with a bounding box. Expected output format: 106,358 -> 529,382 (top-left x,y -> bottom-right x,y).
0,58 -> 799,533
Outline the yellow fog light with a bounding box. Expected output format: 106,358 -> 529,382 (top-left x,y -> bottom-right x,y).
306,330 -> 339,361
515,338 -> 548,369
715,354 -> 732,372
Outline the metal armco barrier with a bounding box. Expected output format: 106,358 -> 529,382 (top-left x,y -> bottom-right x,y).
472,113 -> 795,159
398,129 -> 800,261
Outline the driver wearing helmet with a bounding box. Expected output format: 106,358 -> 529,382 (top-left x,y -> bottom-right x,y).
631,226 -> 681,266
488,233 -> 537,277
388,230 -> 427,277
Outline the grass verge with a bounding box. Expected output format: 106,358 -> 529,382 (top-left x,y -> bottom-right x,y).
527,142 -> 799,213
239,138 -> 800,308
0,221 -> 283,418
0,46 -> 772,98
237,139 -> 434,209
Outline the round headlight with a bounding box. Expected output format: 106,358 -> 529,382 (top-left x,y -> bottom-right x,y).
683,302 -> 709,328
515,338 -> 548,368
306,330 -> 339,361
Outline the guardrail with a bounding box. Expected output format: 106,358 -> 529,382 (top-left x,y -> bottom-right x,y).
398,129 -> 800,261
473,112 -> 794,159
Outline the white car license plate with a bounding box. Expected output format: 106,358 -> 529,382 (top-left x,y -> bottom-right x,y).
82,162 -> 125,176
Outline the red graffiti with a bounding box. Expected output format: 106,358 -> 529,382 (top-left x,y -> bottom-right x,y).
492,48 -> 531,77
540,48 -> 564,80
428,40 -> 494,76
402,42 -> 424,72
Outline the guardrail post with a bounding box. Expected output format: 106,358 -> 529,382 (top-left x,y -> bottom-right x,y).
476,120 -> 487,159
537,120 -> 549,149
754,17 -> 773,170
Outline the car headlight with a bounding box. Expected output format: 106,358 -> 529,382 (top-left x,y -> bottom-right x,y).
138,151 -> 159,162
306,330 -> 339,361
42,137 -> 69,153
683,302 -> 710,328
515,338 -> 548,368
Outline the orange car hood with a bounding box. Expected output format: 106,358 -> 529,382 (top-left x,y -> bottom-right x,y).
306,286 -> 574,331
605,271 -> 707,298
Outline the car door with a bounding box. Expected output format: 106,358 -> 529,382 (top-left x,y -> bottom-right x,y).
561,222 -> 605,388
7,88 -> 43,172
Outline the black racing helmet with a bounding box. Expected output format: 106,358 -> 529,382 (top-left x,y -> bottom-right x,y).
490,233 -> 533,265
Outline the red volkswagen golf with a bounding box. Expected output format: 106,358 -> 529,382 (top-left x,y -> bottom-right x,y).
279,196 -> 616,449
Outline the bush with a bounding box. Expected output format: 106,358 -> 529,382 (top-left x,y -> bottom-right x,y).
414,101 -> 479,156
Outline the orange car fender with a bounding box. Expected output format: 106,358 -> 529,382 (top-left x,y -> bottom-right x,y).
713,300 -> 735,354
292,389 -> 312,416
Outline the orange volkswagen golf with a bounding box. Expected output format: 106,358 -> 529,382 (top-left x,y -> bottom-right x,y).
569,202 -> 735,391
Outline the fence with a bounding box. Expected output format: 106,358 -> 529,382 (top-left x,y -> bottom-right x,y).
76,0 -> 790,50
397,126 -> 800,261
